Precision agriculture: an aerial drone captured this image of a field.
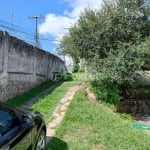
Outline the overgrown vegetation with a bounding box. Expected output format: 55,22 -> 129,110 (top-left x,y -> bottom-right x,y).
72,63 -> 80,73
59,0 -> 150,104
47,90 -> 150,150
92,81 -> 121,104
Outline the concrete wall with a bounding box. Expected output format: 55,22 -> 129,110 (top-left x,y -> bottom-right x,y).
0,31 -> 66,101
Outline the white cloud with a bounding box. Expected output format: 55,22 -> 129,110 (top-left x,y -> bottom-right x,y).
64,0 -> 102,18
39,0 -> 102,39
39,14 -> 75,37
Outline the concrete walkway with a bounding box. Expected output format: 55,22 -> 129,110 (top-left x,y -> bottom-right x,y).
46,83 -> 85,143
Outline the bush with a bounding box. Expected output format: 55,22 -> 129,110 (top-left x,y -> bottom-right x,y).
92,81 -> 121,104
72,64 -> 80,73
79,68 -> 85,73
136,37 -> 150,70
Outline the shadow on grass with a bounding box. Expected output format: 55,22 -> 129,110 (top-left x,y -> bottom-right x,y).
46,136 -> 68,150
23,82 -> 64,108
7,81 -> 63,107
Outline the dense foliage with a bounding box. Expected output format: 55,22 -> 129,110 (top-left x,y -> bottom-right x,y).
60,0 -> 150,103
72,64 -> 80,73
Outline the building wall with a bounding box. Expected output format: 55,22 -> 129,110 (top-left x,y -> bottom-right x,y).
0,31 -> 66,101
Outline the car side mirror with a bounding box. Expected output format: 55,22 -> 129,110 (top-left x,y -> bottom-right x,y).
22,114 -> 34,127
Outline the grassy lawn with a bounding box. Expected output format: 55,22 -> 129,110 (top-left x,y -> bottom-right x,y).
7,81 -> 57,107
7,79 -> 78,124
47,90 -> 150,150
31,81 -> 77,123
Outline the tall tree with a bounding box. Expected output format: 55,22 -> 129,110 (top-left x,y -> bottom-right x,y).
60,0 -> 150,84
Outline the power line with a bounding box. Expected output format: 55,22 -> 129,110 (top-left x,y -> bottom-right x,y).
39,38 -> 61,42
28,15 -> 45,47
0,18 -> 60,47
0,19 -> 35,42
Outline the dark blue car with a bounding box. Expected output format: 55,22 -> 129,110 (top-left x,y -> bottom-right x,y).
0,102 -> 46,150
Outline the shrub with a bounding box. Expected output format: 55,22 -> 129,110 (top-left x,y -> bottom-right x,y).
78,68 -> 85,73
72,64 -> 80,73
92,81 -> 121,104
136,37 -> 150,70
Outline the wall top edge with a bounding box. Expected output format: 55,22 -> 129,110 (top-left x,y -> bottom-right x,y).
0,30 -> 64,63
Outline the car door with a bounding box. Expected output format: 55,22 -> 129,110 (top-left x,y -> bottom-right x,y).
0,108 -> 32,150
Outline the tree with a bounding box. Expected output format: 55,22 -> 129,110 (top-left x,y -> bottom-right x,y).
60,0 -> 150,85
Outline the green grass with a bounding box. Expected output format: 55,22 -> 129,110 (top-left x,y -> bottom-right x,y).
6,73 -> 80,124
31,81 -> 77,123
7,81 -> 57,107
47,90 -> 150,150
7,79 -> 77,124
72,72 -> 91,82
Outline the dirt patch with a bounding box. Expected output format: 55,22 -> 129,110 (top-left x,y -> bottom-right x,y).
116,100 -> 150,115
85,87 -> 98,103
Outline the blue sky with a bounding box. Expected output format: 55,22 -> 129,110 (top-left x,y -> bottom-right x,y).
0,0 -> 102,54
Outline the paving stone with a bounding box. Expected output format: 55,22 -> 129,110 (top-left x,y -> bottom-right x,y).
46,84 -> 85,144
48,122 -> 57,128
47,128 -> 55,137
60,111 -> 65,116
53,117 -> 63,124
52,112 -> 60,117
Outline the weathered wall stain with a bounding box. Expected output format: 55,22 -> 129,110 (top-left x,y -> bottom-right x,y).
0,31 -> 66,101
